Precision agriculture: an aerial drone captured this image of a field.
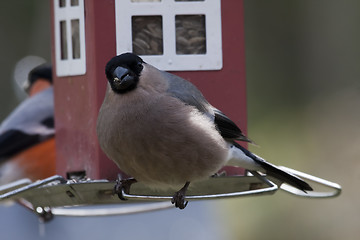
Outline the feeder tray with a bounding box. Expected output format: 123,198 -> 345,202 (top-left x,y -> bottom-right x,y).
0,167 -> 341,221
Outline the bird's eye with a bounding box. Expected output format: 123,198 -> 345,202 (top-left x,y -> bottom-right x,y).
137,62 -> 143,71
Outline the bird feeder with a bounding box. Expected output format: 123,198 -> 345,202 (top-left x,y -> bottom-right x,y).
0,0 -> 341,220
51,0 -> 249,180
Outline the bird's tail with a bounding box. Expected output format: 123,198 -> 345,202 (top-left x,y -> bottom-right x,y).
253,157 -> 313,192
233,142 -> 313,192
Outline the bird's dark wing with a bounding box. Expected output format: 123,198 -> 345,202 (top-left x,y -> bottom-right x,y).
0,130 -> 42,161
213,109 -> 252,143
40,116 -> 55,129
0,88 -> 55,161
0,116 -> 54,161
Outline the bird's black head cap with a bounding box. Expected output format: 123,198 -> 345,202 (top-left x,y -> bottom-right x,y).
105,52 -> 144,94
24,63 -> 52,93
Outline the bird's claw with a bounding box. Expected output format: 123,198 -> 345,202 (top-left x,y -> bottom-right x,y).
171,191 -> 188,209
113,177 -> 137,201
171,181 -> 190,209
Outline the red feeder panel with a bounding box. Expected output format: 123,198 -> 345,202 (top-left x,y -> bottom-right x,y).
51,0 -> 247,180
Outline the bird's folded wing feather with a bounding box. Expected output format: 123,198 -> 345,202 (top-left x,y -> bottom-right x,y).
0,88 -> 55,161
0,130 -> 43,160
163,71 -> 213,116
163,71 -> 251,143
213,109 -> 252,143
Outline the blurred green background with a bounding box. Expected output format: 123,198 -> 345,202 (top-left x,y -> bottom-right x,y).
220,1 -> 360,239
0,1 -> 51,117
0,0 -> 359,239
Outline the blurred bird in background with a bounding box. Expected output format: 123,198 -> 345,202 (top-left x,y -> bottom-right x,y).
0,64 -> 55,185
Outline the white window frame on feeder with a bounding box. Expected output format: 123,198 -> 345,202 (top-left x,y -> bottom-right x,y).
115,0 -> 223,71
54,0 -> 86,77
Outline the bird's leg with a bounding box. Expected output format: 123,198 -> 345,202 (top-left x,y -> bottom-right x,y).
171,181 -> 190,209
113,176 -> 137,201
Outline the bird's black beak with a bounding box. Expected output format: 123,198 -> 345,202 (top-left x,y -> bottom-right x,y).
113,66 -> 135,90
